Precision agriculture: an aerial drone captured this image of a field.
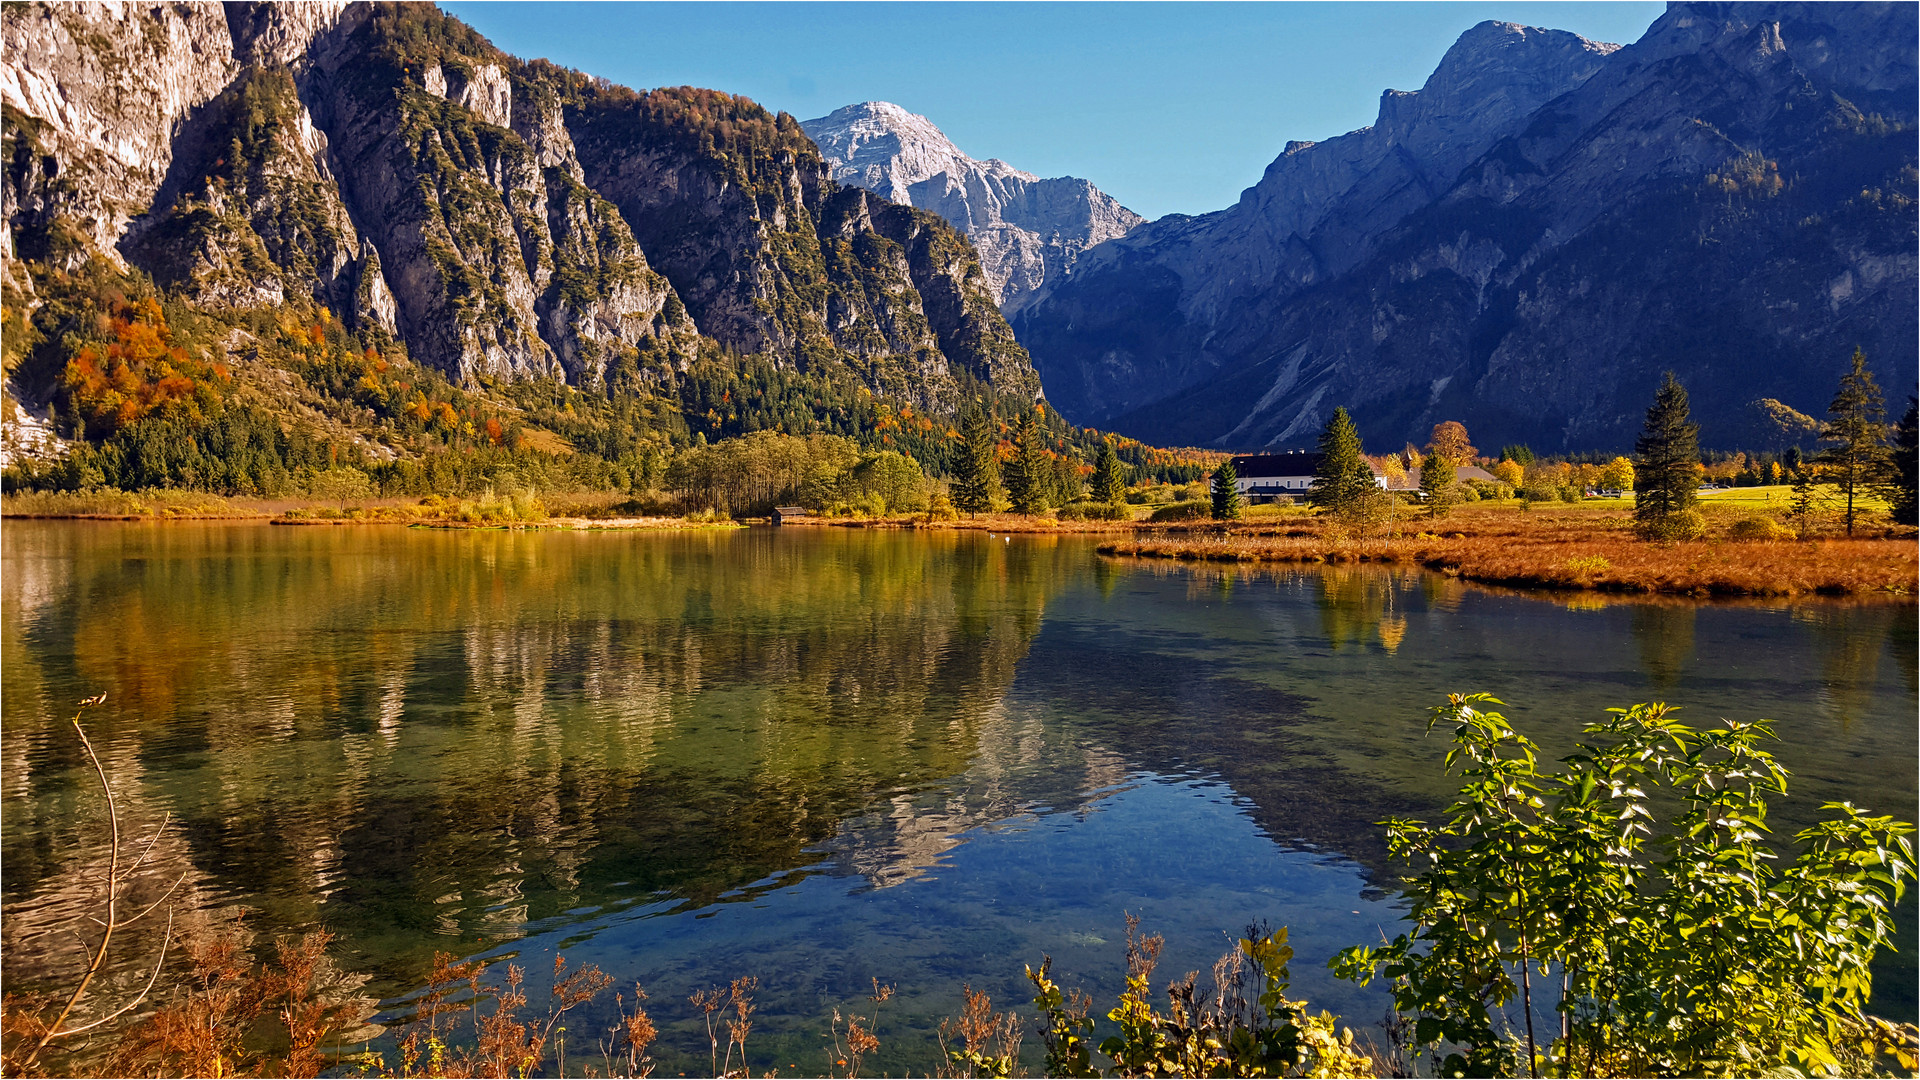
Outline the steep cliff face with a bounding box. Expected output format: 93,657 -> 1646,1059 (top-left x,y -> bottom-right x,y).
561,81 -> 1040,411
803,102 -> 1144,316
2,2 -> 245,268
3,1 -> 1039,413
1015,20 -> 1619,428
1018,4 -> 1918,452
120,65 -> 393,331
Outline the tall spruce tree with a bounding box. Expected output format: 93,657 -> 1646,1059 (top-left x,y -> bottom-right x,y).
951,406 -> 1000,515
1816,348 -> 1890,536
1633,372 -> 1701,534
1308,407 -> 1376,513
1420,450 -> 1458,518
1886,396 -> 1917,526
1211,457 -> 1243,520
1789,464 -> 1824,534
1005,411 -> 1051,515
1091,441 -> 1127,504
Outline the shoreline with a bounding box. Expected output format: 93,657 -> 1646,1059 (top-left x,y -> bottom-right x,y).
1095,517 -> 1916,599
7,498 -> 1913,600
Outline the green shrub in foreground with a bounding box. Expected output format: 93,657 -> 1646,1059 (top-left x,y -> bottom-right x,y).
1148,499 -> 1210,522
1333,694 -> 1917,1079
1059,500 -> 1132,521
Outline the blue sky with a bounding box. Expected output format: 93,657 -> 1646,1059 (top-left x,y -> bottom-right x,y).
442,2 -> 1664,220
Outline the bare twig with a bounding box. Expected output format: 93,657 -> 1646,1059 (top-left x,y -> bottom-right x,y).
17,696 -> 179,1071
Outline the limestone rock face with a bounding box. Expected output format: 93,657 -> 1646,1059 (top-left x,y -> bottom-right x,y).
2,2 -> 241,265
1015,20 -> 1619,428
121,65 -> 382,328
802,102 -> 1144,315
1014,4 -> 1918,452
564,84 -> 1040,411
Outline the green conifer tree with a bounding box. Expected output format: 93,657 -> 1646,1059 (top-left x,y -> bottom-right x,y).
1308,407 -> 1376,514
1420,451 -> 1458,518
1815,348 -> 1890,536
1211,458 -> 1243,520
951,406 -> 1000,516
1885,396 -> 1917,526
1789,464 -> 1824,535
1091,441 -> 1127,505
1633,372 -> 1701,536
1005,412 -> 1052,515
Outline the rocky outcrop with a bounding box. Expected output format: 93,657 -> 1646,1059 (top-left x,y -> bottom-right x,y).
2,2 -> 242,266
802,102 -> 1143,315
1015,20 -> 1619,429
562,82 -> 1041,411
121,65 -> 389,330
1015,4 -> 1918,452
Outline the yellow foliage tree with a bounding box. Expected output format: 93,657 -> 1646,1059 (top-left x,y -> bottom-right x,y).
1599,456 -> 1635,491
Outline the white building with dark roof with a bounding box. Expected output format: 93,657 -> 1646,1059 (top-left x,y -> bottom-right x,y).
1230,452 -> 1389,502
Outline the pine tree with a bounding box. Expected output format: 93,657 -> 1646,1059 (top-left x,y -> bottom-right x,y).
951,406 -> 1000,515
1633,372 -> 1700,535
1004,411 -> 1051,515
1419,450 -> 1458,518
1091,441 -> 1127,504
1308,407 -> 1376,514
1789,465 -> 1823,535
1885,396 -> 1917,526
1211,457 -> 1243,520
1815,348 -> 1890,536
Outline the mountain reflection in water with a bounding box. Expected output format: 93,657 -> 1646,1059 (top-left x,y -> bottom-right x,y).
2,522 -> 1912,1068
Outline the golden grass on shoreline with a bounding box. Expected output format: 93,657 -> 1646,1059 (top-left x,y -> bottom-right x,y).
1098,504 -> 1917,599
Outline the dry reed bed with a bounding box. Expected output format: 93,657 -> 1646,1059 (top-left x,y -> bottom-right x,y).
1101,511 -> 1917,597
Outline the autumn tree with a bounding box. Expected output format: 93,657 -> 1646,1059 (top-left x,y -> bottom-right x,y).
1789,464 -> 1825,534
1090,441 -> 1127,504
1427,421 -> 1476,463
1308,408 -> 1376,514
1211,458 -> 1243,520
1633,372 -> 1701,536
1598,456 -> 1635,493
1815,348 -> 1890,536
308,466 -> 372,511
951,406 -> 1000,515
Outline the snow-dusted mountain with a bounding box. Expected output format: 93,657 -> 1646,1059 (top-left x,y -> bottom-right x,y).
801,102 -> 1144,315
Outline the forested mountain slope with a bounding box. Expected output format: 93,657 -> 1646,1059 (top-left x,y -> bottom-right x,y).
1,1 -> 1050,487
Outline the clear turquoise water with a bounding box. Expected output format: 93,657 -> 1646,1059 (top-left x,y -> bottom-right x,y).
2,521 -> 1912,1074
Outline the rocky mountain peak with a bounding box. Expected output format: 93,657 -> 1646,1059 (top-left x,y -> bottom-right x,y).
1012,2 -> 1915,455
801,101 -> 1142,315
1381,21 -> 1619,145
804,101 -> 1030,203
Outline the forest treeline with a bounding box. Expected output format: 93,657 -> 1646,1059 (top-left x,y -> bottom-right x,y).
0,258 -> 1213,515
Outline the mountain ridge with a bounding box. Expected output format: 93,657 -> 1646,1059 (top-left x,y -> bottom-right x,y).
1013,3 -> 1918,452
802,101 -> 1144,316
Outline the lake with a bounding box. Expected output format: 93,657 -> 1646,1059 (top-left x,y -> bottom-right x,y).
2,521 -> 1913,1074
